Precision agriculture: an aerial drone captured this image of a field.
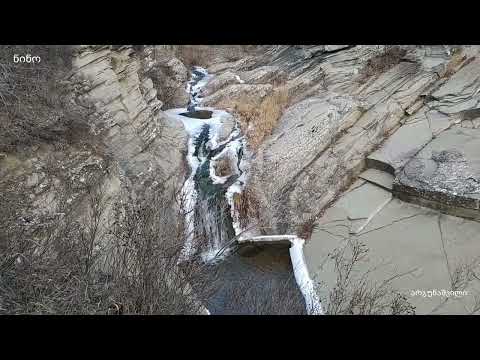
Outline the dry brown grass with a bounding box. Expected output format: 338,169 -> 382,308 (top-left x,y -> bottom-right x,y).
231,86 -> 290,151
233,187 -> 261,230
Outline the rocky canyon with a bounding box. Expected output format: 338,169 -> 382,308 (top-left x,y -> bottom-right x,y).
1,45 -> 480,315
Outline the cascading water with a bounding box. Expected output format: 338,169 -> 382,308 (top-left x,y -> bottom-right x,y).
168,66 -> 306,314
166,67 -> 247,263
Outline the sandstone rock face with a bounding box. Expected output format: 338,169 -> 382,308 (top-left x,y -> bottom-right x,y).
0,142 -> 109,231
202,83 -> 274,108
142,46 -> 190,109
2,45 -> 188,245
306,177 -> 480,314
71,45 -> 186,192
199,71 -> 240,97
394,128 -> 480,220
200,45 -> 480,235
294,45 -> 480,314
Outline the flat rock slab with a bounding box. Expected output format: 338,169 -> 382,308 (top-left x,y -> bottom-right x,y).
359,168 -> 394,191
317,179 -> 392,235
394,126 -> 480,219
305,178 -> 480,314
367,110 -> 451,172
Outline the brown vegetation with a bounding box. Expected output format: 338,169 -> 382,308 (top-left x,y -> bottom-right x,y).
326,238 -> 416,315
0,182 -> 216,314
358,46 -> 407,82
174,45 -> 259,69
443,50 -> 474,78
231,86 -> 290,150
233,187 -> 261,230
214,157 -> 232,177
174,46 -> 216,68
296,216 -> 318,240
0,45 -> 92,153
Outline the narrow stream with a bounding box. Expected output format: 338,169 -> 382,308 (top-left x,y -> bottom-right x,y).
167,67 -> 305,314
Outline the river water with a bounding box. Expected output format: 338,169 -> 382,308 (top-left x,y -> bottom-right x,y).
167,67 -> 305,314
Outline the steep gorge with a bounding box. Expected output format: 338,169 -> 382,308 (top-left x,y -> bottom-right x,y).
3,45 -> 480,314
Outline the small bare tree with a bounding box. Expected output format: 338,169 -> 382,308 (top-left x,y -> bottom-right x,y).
0,180 -> 218,314
326,238 -> 416,315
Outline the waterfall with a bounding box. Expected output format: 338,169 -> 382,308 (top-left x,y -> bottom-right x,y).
167,66 -> 248,263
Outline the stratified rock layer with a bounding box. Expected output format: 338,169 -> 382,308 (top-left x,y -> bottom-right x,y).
202,45 -> 478,233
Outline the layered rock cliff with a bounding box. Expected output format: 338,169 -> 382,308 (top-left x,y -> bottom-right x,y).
197,45 -> 479,235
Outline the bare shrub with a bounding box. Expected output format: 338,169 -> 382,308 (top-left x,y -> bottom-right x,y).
0,45 -> 90,153
0,182 -> 217,314
296,216 -> 318,240
175,46 -> 215,69
358,46 -> 407,82
174,45 -> 258,69
430,256 -> 480,314
105,188 -> 218,315
233,186 -> 261,230
326,238 -> 416,315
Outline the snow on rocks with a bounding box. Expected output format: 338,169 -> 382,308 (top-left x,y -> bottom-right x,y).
289,238 -> 324,315
167,67 -> 249,262
235,74 -> 245,84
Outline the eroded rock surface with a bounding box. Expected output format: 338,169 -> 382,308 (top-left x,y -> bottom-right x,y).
1,45 -> 188,253
208,46 -> 478,231
305,178 -> 480,315
295,46 -> 480,314
71,45 -> 186,190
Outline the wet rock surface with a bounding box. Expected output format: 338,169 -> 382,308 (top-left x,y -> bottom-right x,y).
180,109 -> 213,119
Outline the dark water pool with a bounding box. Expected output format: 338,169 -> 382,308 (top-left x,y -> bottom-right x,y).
204,245 -> 307,315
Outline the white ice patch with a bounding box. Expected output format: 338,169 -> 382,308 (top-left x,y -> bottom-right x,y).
209,163 -> 228,185
209,137 -> 244,185
178,136 -> 200,261
289,238 -> 324,315
166,107 -> 233,146
167,106 -> 241,260
200,246 -> 233,264
235,74 -> 245,84
225,182 -> 244,238
186,66 -> 213,106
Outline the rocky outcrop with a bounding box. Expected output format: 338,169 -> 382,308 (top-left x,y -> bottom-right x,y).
71,45 -> 186,192
199,45 -> 479,235
284,46 -> 480,315
142,46 -> 190,108
199,71 -> 241,97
